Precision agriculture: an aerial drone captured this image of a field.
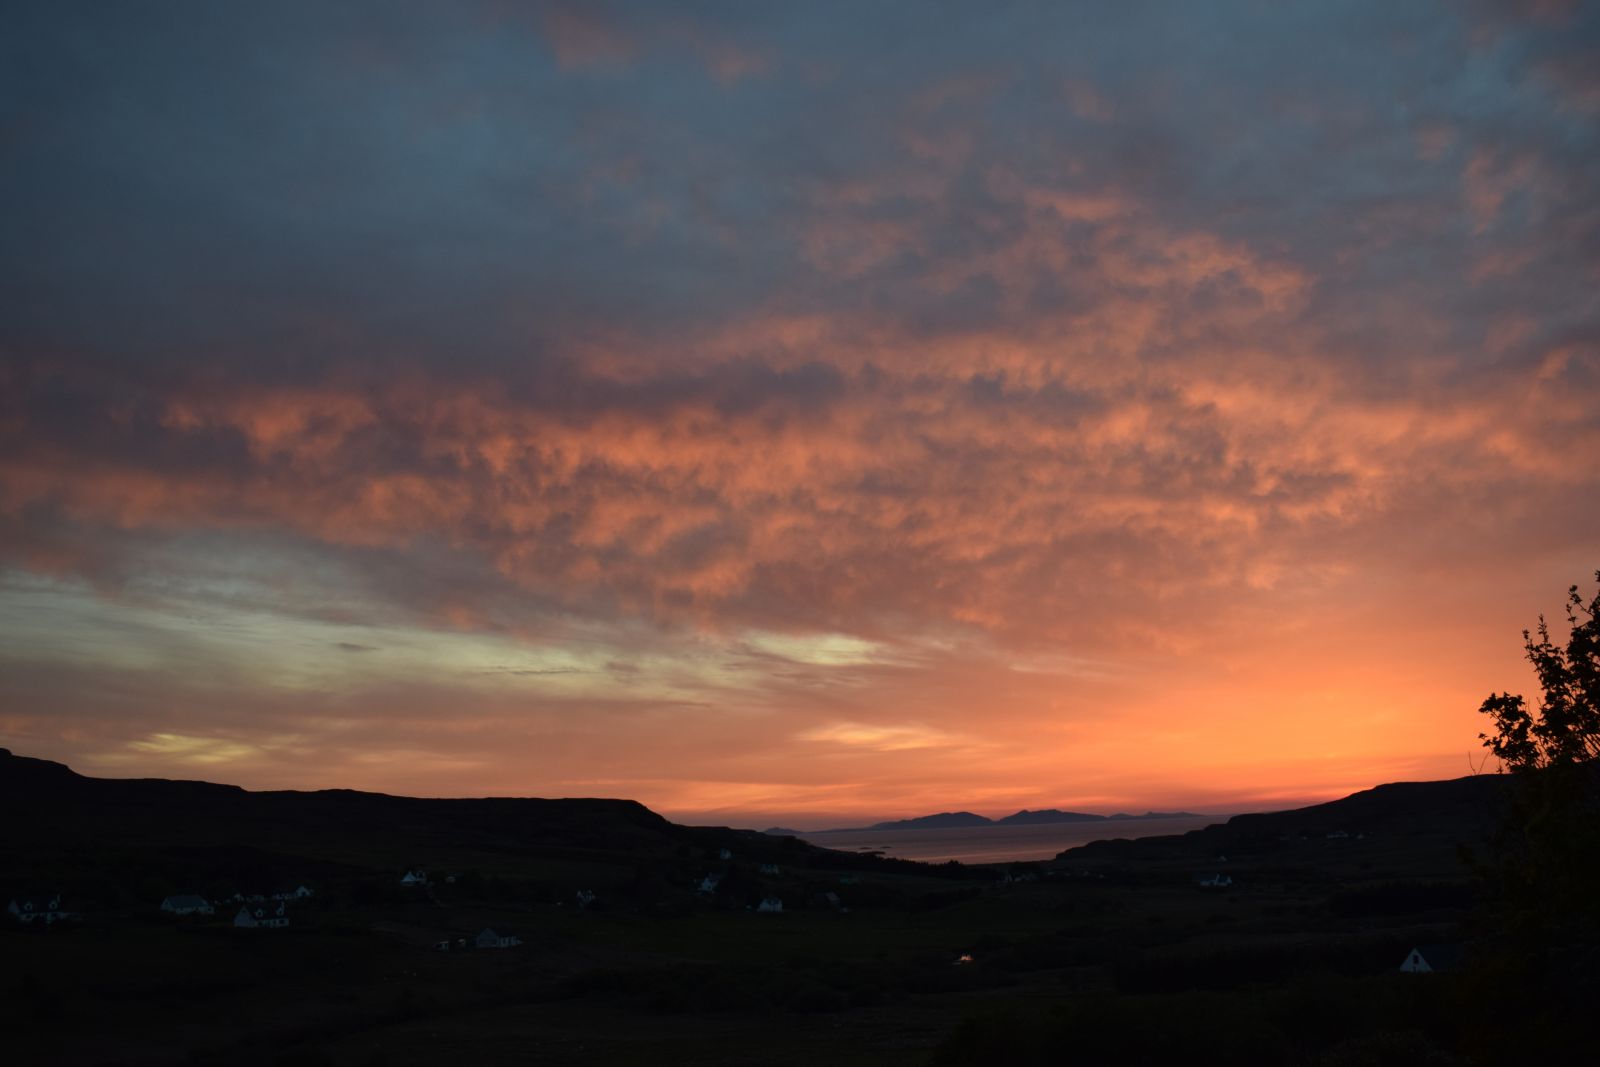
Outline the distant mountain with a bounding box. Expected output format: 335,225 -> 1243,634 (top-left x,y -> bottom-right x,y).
862,811 -> 991,831
819,808 -> 1212,832
761,827 -> 804,836
814,807 -> 1214,832
993,809 -> 1105,825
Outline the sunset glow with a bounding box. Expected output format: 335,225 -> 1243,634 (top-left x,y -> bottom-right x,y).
3,2 -> 1597,827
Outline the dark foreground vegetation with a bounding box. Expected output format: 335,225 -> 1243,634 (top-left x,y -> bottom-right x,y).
4,571 -> 1595,1066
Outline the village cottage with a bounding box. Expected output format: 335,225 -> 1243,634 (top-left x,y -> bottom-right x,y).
161,894 -> 215,916
8,895 -> 73,925
475,928 -> 522,949
235,902 -> 290,929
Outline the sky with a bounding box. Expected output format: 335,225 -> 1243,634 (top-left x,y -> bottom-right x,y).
1,1 -> 1597,828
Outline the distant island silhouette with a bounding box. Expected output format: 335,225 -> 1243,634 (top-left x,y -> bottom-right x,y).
767,808 -> 1206,834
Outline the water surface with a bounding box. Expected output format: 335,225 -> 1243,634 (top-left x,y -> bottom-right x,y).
796,814 -> 1229,864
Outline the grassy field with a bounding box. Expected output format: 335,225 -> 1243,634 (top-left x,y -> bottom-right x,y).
5,838 -> 1488,1065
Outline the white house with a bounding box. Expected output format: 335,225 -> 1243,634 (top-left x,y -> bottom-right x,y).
757,897 -> 783,913
475,928 -> 522,949
161,894 -> 215,916
696,873 -> 722,894
1400,944 -> 1462,974
1196,874 -> 1233,888
235,902 -> 289,929
9,895 -> 72,924
575,889 -> 596,909
400,869 -> 428,886
758,863 -> 780,875
717,848 -> 733,861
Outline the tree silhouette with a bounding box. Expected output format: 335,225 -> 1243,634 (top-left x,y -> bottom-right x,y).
1479,571 -> 1600,772
1476,570 -> 1600,1006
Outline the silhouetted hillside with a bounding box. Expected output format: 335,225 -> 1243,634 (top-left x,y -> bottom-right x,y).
0,748 -> 974,901
1054,774 -> 1508,871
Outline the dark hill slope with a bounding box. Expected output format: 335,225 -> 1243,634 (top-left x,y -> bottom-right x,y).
1053,774 -> 1509,879
0,748 -> 677,856
0,749 -> 965,899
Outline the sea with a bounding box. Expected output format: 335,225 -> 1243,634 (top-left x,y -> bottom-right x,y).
794,814 -> 1229,865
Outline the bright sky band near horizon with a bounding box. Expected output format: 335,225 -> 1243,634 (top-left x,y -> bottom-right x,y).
2,1 -> 1597,828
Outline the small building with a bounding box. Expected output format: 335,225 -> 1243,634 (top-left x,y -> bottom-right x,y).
757,897 -> 784,913
696,873 -> 722,894
758,863 -> 780,875
575,889 -> 596,909
717,848 -> 733,861
1196,874 -> 1233,889
400,869 -> 428,886
1400,944 -> 1463,974
161,894 -> 215,916
8,895 -> 72,925
235,902 -> 289,929
475,928 -> 522,949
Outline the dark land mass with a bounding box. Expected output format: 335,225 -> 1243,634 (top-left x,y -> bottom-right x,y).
0,749 -> 1543,1065
859,811 -> 991,831
994,808 -> 1105,825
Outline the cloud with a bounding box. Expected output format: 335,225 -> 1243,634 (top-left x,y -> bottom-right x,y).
1,0 -> 1596,817
796,721 -> 972,753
